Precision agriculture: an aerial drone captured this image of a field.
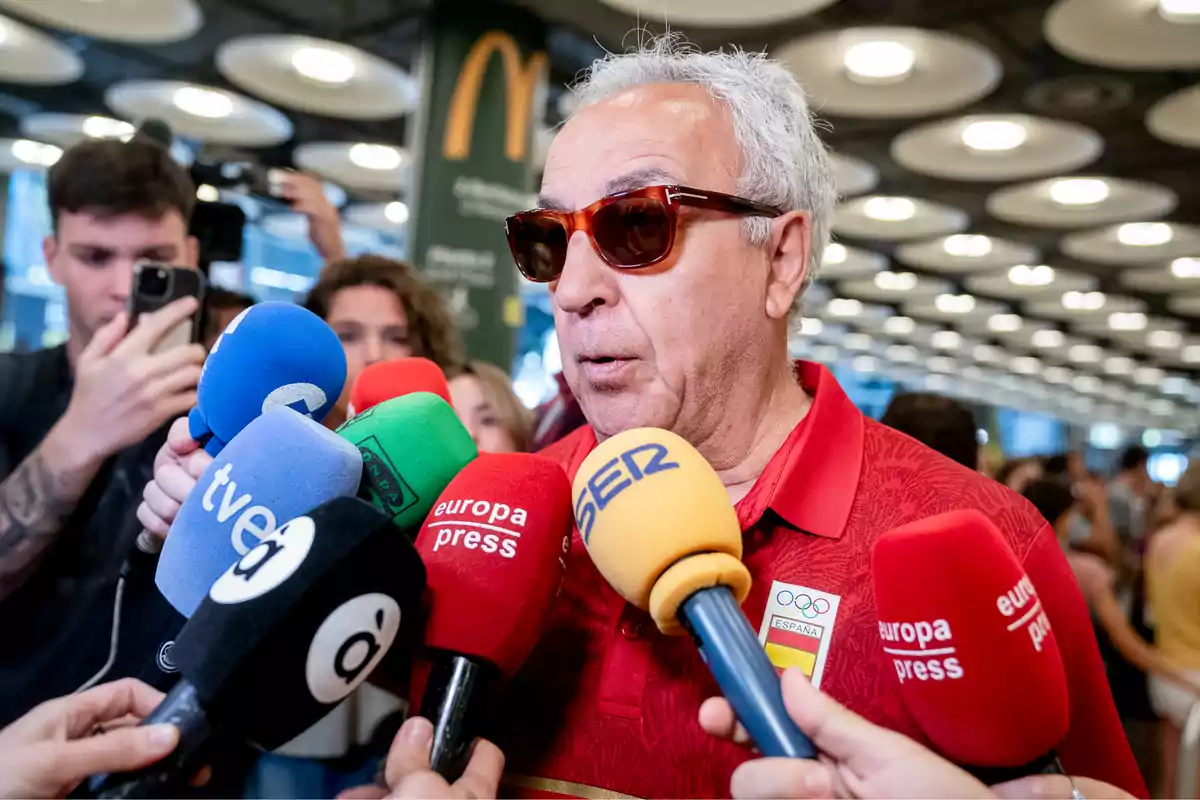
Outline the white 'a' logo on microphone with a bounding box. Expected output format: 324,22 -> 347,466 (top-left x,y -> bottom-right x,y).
305,593 -> 401,705
208,515 -> 315,605
262,383 -> 328,417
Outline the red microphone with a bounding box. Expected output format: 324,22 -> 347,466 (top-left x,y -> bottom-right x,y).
348,357 -> 450,416
871,509 -> 1070,782
413,452 -> 572,780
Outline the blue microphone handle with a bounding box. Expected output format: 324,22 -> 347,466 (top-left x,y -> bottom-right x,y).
679,586 -> 817,759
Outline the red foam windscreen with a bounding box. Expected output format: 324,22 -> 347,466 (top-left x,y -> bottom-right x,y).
415,453 -> 572,675
871,509 -> 1070,768
348,358 -> 450,416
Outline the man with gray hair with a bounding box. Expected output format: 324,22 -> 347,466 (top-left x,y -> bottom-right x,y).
487,36 -> 1144,798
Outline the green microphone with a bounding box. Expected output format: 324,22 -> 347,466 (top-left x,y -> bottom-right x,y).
336,392 -> 478,533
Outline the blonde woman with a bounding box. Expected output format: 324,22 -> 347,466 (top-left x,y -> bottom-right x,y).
1146,463 -> 1200,797
447,361 -> 533,453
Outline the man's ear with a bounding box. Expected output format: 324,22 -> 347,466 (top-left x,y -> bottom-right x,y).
43,234 -> 63,285
765,210 -> 811,321
184,235 -> 200,269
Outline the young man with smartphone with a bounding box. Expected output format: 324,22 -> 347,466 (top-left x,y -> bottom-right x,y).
0,137 -> 206,726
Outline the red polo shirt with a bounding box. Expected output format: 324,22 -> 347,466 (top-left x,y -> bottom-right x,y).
492,362 -> 1146,799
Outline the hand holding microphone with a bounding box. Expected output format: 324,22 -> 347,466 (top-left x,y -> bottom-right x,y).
702,670 -> 1131,800
0,679 -> 178,800
137,417 -> 212,543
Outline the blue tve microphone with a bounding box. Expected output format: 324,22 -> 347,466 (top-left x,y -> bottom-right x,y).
157,406 -> 363,617
572,427 -> 816,759
189,302 -> 346,456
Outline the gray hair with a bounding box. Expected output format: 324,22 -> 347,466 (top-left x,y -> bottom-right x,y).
569,33 -> 837,289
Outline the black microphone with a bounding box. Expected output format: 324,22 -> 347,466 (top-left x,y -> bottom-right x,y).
85,497 -> 427,798
133,119 -> 174,151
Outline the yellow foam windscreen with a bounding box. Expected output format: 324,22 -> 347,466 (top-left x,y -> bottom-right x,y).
572,428 -> 746,629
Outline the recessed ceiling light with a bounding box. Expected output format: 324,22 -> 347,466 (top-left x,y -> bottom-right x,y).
196,184 -> 219,203
1170,257 -> 1200,278
926,373 -> 953,391
0,20 -> 8,47
384,200 -> 409,225
883,316 -> 916,336
82,116 -> 135,139
349,143 -> 403,171
874,271 -> 918,292
827,298 -> 863,317
1010,356 -> 1041,375
862,196 -> 916,222
931,330 -> 962,350
1109,312 -> 1147,331
852,355 -> 881,373
928,356 -> 956,373
800,318 -> 825,336
1072,375 -> 1102,393
1048,178 -> 1110,206
809,344 -> 840,363
1008,264 -> 1055,287
943,234 -> 993,258
1148,330 -> 1183,349
292,46 -> 357,85
843,41 -> 915,83
823,243 -> 847,265
844,332 -> 874,351
1032,329 -> 1065,348
988,314 -> 1022,332
1149,398 -> 1177,416
1162,376 -> 1191,396
1062,290 -> 1106,311
11,139 -> 62,167
1183,345 -> 1200,363
1044,366 -> 1072,384
973,344 -> 1003,363
1069,344 -> 1103,363
1117,222 -> 1173,247
1104,356 -> 1135,375
887,344 -> 919,363
1134,366 -> 1165,386
935,293 -> 976,314
173,86 -> 233,119
961,119 -> 1028,152
1159,0 -> 1200,23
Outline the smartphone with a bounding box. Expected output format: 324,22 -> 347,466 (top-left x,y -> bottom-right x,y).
128,263 -> 207,354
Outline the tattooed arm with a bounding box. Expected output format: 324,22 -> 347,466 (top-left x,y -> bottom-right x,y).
0,421 -> 106,602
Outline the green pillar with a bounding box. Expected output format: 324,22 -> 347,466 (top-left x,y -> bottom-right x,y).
409,1 -> 548,369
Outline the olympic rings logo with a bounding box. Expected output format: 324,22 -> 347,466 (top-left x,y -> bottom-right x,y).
776,590 -> 830,619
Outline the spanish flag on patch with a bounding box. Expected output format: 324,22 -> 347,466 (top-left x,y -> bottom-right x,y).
763,614 -> 823,677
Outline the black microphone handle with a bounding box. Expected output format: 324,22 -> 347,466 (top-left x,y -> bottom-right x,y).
963,749 -> 1059,786
83,680 -> 217,799
418,652 -> 499,782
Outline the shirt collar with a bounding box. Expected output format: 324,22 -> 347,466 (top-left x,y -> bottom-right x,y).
734,361 -> 864,539
558,361 -> 864,540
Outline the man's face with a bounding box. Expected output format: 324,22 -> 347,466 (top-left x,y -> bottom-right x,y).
540,83 -> 776,441
44,209 -> 196,342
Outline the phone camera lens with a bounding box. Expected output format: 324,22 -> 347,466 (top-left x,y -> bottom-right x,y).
143,268 -> 170,298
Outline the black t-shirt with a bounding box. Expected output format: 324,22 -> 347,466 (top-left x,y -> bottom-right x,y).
0,345 -> 184,727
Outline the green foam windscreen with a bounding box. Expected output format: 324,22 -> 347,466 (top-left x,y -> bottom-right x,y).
336,393 -> 478,534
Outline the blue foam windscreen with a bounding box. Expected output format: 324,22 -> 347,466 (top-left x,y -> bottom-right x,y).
158,406 -> 364,617
190,302 -> 346,456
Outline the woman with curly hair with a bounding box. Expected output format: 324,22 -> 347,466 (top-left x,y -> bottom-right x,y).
303,254 -> 464,429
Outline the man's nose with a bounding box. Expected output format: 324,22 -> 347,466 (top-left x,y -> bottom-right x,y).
552,230 -> 619,316
112,260 -> 137,303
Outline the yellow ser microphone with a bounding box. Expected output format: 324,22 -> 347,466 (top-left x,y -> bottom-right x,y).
573,428 -> 816,759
